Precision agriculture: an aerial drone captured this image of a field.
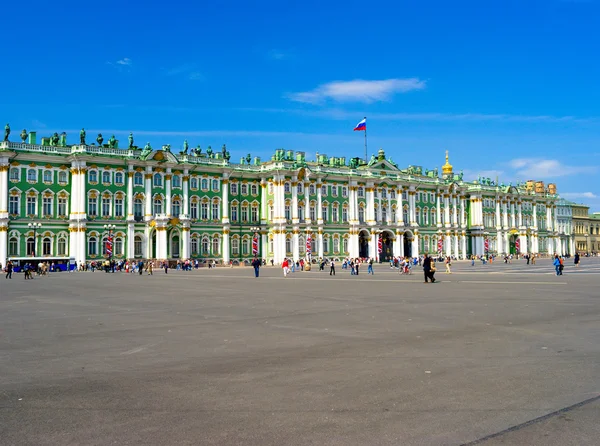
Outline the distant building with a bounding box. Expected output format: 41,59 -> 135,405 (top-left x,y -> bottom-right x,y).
555,198 -> 575,255
0,131 -> 565,266
572,203 -> 590,253
588,213 -> 600,255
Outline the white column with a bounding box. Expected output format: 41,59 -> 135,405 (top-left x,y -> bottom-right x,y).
127,222 -> 135,259
261,232 -> 268,259
221,229 -> 228,264
397,187 -> 404,226
304,182 -> 312,224
504,232 -> 510,254
519,233 -> 527,254
127,170 -> 134,219
366,184 -> 375,224
546,206 -> 553,232
497,232 -> 503,254
444,194 -> 450,228
317,181 -> 323,225
181,227 -> 190,260
553,206 -> 558,233
453,233 -> 459,259
394,231 -> 401,257
156,227 -> 167,260
260,179 -> 267,223
221,175 -> 229,223
369,230 -> 378,260
495,200 -> 501,230
182,170 -> 189,216
165,169 -> 172,216
145,224 -> 153,259
436,193 -> 442,227
292,229 -> 299,261
411,232 -> 419,258
452,196 -> 458,227
377,193 -> 383,223
349,230 -> 359,258
445,231 -> 452,257
409,190 -> 416,225
145,167 -> 152,219
0,160 -> 9,266
510,202 -> 516,228
502,201 -> 509,229
398,232 -> 405,257
518,202 -> 523,227
461,233 -> 467,259
292,179 -> 299,223
460,197 -> 466,228
317,230 -> 323,259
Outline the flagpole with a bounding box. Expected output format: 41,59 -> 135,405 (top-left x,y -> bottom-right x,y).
364,116 -> 367,162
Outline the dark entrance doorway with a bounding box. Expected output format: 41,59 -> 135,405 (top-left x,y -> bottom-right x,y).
151,231 -> 157,259
404,233 -> 412,258
379,231 -> 394,262
359,230 -> 369,258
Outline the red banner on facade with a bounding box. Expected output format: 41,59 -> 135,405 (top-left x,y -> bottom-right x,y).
252,235 -> 259,256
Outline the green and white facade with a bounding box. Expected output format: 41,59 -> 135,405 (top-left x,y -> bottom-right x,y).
0,134 -> 563,266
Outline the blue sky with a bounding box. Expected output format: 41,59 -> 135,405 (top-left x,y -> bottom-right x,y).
3,0 -> 600,211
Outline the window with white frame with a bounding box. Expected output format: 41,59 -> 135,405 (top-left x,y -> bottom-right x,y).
42,237 -> 51,255
172,198 -> 181,217
190,201 -> 198,219
190,177 -> 198,189
212,237 -> 220,255
342,187 -> 348,198
212,179 -> 219,192
9,168 -> 19,181
26,237 -> 35,255
230,182 -> 238,194
309,184 -> 316,195
230,205 -> 237,222
343,238 -> 348,253
331,185 -> 338,197
115,197 -> 124,217
57,237 -> 67,256
285,204 -> 291,220
153,173 -> 162,187
43,170 -> 53,183
134,172 -> 143,186
9,196 -> 19,215
26,196 -> 37,215
134,198 -> 143,219
201,178 -> 208,190
27,169 -> 37,182
284,182 -> 291,193
58,171 -> 67,184
212,201 -> 220,220
115,172 -> 124,185
191,237 -> 198,255
134,236 -> 143,256
332,205 -> 339,222
322,205 -> 328,221
323,237 -> 329,253
115,238 -> 123,256
88,236 -> 97,255
172,175 -> 181,188
251,184 -> 258,195
358,187 -> 364,198
9,236 -> 19,256
43,197 -> 53,217
321,185 -> 327,195
251,204 -> 259,222
102,171 -> 111,184
231,238 -> 239,255
241,183 -> 248,195
342,206 -> 348,222
102,197 -> 111,217
333,237 -> 340,253
201,202 -> 208,220
201,237 -> 209,255
153,197 -> 163,215
297,183 -> 303,194
88,170 -> 97,183
309,203 -> 316,221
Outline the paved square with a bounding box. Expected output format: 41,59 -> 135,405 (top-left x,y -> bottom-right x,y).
1,259 -> 599,445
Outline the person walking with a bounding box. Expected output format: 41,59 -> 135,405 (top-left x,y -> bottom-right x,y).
423,254 -> 436,283
5,261 -> 13,279
138,260 -> 144,275
574,253 -> 580,268
148,260 -> 154,275
445,256 -> 452,274
330,259 -> 336,276
553,255 -> 561,276
164,261 -> 169,274
367,257 -> 374,275
252,257 -> 261,277
282,258 -> 289,277
355,258 -> 360,275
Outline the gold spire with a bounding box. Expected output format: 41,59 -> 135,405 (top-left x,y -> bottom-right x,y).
442,150 -> 453,175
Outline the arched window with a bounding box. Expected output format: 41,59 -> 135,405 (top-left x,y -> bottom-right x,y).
212,179 -> 219,191
297,183 -> 304,194
299,236 -> 305,255
284,182 -> 291,193
241,183 -> 248,195
190,199 -> 198,219
201,202 -> 209,220
172,175 -> 181,188
242,238 -> 249,255
190,178 -> 198,189
42,237 -> 51,255
114,172 -> 124,184
403,207 -> 409,224
172,198 -> 181,217
212,200 -> 220,220
115,238 -> 123,256
201,237 -> 209,255
134,172 -> 143,186
58,171 -> 67,183
201,179 -> 208,190
153,173 -> 162,187
27,237 -> 35,255
212,236 -> 220,255
358,206 -> 365,224
251,184 -> 258,195
322,204 -> 328,221
309,184 -> 316,195
134,198 -> 143,219
9,237 -> 18,256
343,238 -> 349,253
171,236 -> 180,258
102,171 -> 111,183
153,197 -> 163,215
9,167 -> 20,181
333,237 -> 340,253
27,169 -> 37,182
88,236 -> 97,256
134,235 -> 143,256
88,170 -> 97,183
285,237 -> 292,254
231,238 -> 239,255
57,237 -> 67,256
191,237 -> 199,255
323,237 -> 329,253
43,170 -> 53,183
358,187 -> 364,198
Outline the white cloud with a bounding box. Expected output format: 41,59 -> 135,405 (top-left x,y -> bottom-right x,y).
268,49 -> 288,60
287,78 -> 426,104
560,192 -> 598,199
508,158 -> 597,179
116,58 -> 132,66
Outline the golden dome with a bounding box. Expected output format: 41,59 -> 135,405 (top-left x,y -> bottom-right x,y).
442,150 -> 453,175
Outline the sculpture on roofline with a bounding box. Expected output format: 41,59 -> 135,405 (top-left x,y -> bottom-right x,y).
4,123 -> 10,141
193,145 -> 201,156
80,128 -> 86,145
206,146 -> 213,157
51,132 -> 60,145
97,133 -> 104,146
20,129 -> 28,142
128,132 -> 134,149
108,135 -> 117,148
221,144 -> 227,158
246,153 -> 251,164
60,132 -> 67,146
183,140 -> 189,154
458,170 -> 463,181
143,142 -> 151,151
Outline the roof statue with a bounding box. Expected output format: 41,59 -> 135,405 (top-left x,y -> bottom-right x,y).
246,153 -> 252,164
60,132 -> 67,146
50,132 -> 60,146
442,150 -> 453,176
183,140 -> 189,154
128,132 -> 134,149
20,129 -> 28,142
143,142 -> 151,151
193,145 -> 201,156
108,135 -> 117,148
80,128 -> 86,145
4,123 -> 10,141
458,170 -> 463,181
97,133 -> 104,146
206,146 -> 213,157
368,154 -> 376,166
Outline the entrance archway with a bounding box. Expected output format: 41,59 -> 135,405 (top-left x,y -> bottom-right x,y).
359,229 -> 370,258
404,230 -> 413,258
380,230 -> 394,262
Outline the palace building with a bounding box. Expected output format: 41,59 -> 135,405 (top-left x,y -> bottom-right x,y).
0,129 -> 563,266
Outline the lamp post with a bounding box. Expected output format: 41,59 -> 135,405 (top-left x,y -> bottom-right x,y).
250,226 -> 260,258
483,231 -> 489,261
28,222 -> 42,256
104,224 -> 116,260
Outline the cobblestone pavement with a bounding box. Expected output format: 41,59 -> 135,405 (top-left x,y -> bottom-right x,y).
1,258 -> 599,445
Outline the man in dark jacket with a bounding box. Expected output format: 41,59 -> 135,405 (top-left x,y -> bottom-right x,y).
423,254 -> 435,283
252,257 -> 261,278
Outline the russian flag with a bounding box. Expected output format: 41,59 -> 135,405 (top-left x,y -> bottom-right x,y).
353,117 -> 366,131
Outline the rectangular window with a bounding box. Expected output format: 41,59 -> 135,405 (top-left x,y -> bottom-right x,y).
322,206 -> 328,221
241,206 -> 248,222
333,206 -> 339,222
309,205 -> 316,221
251,206 -> 258,222
43,197 -> 53,217
285,205 -> 291,220
88,197 -> 97,216
201,203 -> 208,220
9,196 -> 19,215
212,202 -> 219,220
331,186 -> 338,197
27,197 -> 37,215
230,206 -> 237,222
342,207 -> 348,222
58,198 -> 67,216
190,202 -> 198,219
230,183 -> 238,195
342,187 -> 348,198
115,198 -> 124,217
102,198 -> 111,217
